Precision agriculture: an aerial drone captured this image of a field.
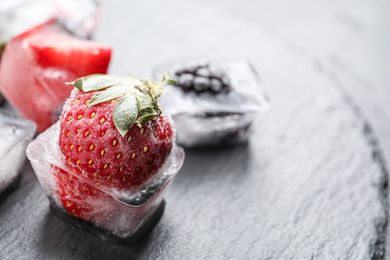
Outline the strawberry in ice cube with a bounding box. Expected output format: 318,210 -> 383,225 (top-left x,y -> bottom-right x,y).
0,19 -> 111,132
27,73 -> 185,243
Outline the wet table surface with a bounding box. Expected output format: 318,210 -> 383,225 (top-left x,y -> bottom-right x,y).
1,1 -> 389,259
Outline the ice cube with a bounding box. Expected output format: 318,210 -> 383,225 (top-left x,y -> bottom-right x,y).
0,109 -> 36,197
153,59 -> 271,147
0,0 -> 101,39
0,19 -> 111,132
26,121 -> 184,242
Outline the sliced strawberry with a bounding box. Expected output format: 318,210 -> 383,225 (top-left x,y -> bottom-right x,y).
28,33 -> 111,76
0,19 -> 111,132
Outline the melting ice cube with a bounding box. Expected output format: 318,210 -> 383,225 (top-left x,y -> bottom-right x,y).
0,19 -> 111,133
27,121 -> 185,241
153,59 -> 271,147
0,109 -> 36,195
0,0 -> 101,39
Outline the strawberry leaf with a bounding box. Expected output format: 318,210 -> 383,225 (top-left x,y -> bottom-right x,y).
136,94 -> 156,111
68,73 -> 177,136
150,83 -> 165,101
113,94 -> 138,137
88,85 -> 129,106
68,74 -> 134,92
127,73 -> 142,80
136,107 -> 159,127
160,72 -> 177,87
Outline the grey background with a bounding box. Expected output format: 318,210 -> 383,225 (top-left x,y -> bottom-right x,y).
98,0 -> 390,164
0,0 -> 389,259
96,0 -> 390,258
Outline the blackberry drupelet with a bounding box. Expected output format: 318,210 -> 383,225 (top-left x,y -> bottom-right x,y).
174,62 -> 231,94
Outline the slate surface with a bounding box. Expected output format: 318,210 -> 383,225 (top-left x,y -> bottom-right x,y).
0,1 -> 388,259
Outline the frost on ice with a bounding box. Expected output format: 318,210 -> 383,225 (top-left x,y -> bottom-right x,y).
0,109 -> 36,194
153,59 -> 271,147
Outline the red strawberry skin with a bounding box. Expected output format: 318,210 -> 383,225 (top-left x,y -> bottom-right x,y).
56,88 -> 174,221
52,165 -> 109,221
0,20 -> 111,132
52,165 -> 161,229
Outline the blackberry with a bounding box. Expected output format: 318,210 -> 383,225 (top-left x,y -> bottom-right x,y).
174,62 -> 231,94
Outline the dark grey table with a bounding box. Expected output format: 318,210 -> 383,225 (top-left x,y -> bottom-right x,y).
1,1 -> 389,259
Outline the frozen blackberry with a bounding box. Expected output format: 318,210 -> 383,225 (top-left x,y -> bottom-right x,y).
174,62 -> 231,94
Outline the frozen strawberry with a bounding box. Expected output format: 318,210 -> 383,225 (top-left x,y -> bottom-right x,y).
0,19 -> 111,132
52,165 -> 114,222
55,73 -> 177,221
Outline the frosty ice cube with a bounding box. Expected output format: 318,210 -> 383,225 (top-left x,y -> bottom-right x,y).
27,122 -> 184,244
0,0 -> 101,39
153,59 -> 271,147
0,109 -> 36,201
0,19 -> 111,132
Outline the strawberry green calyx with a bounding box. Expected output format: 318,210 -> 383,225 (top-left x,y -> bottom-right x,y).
0,33 -> 10,60
0,44 -> 5,60
66,72 -> 177,137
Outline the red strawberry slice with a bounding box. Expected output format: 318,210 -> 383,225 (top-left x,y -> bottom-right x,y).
28,33 -> 111,76
0,19 -> 111,132
55,73 -> 177,221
